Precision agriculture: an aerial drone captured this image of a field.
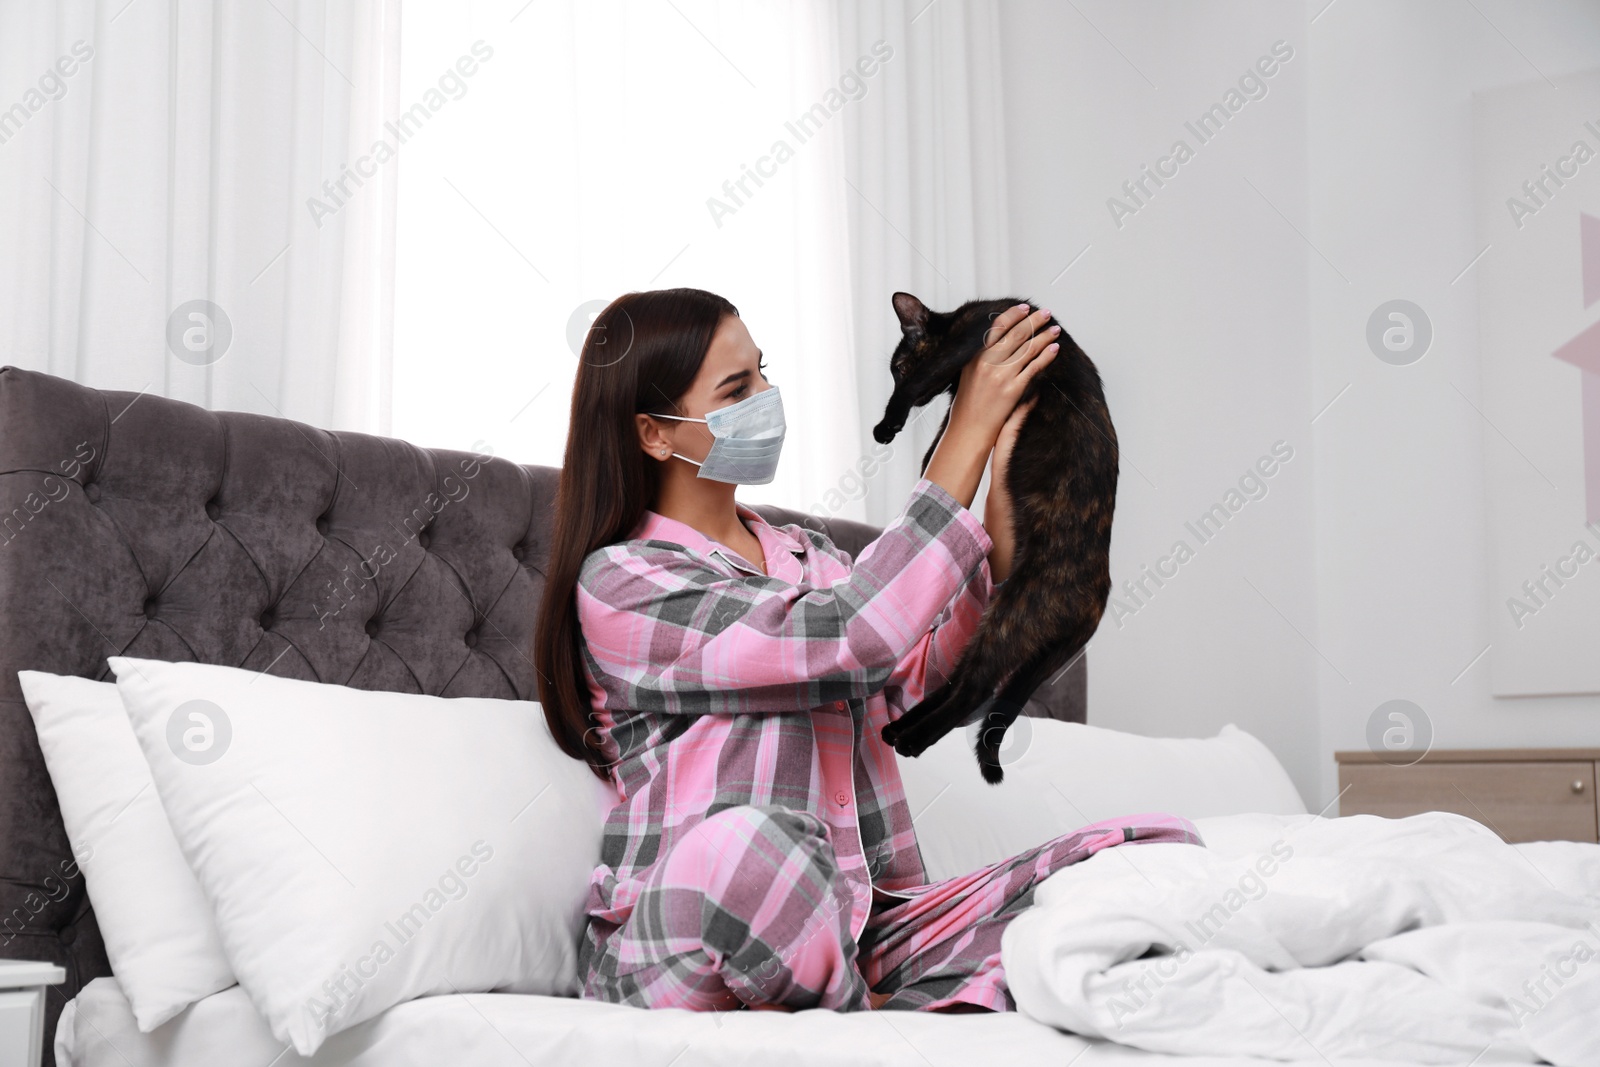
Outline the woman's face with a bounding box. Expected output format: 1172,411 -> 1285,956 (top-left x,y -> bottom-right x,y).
644,314 -> 771,459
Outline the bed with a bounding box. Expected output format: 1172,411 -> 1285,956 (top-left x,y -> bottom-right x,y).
0,365 -> 1084,1066
51,956 -> 1407,1067
4,366 -> 1596,1067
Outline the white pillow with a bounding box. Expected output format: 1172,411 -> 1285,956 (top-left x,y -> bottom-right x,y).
18,672 -> 236,1030
899,718 -> 1306,881
108,656 -> 614,1057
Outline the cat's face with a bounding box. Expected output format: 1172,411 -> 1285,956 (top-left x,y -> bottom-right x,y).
875,293 -> 1025,442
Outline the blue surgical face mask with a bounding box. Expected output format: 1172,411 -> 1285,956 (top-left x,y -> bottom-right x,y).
648,384 -> 785,485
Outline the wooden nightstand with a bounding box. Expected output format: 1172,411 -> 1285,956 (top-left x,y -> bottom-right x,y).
1335,747 -> 1600,844
0,960 -> 66,1067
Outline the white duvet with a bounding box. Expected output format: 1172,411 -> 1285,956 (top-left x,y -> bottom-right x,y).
1001,811 -> 1600,1065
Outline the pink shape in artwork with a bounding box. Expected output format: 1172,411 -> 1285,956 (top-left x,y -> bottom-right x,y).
1553,214 -> 1600,523
1585,212 -> 1600,309
1554,318 -> 1600,375
1584,372 -> 1600,526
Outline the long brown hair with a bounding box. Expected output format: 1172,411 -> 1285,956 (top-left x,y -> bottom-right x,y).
535,288 -> 739,782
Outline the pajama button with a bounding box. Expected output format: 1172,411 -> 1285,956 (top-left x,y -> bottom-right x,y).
835,791 -> 849,806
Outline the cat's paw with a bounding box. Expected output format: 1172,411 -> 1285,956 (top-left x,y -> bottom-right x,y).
891,733 -> 932,760
880,714 -> 918,747
883,686 -> 953,750
888,714 -> 946,759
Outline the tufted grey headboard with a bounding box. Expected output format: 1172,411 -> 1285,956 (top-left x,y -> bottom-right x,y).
0,365 -> 1085,1055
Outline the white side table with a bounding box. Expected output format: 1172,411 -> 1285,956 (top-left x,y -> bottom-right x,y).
0,961 -> 66,1067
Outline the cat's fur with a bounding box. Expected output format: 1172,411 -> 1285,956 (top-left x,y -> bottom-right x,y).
875,292 -> 1118,784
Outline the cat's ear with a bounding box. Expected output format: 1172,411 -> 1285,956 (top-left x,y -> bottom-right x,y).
891,291 -> 929,337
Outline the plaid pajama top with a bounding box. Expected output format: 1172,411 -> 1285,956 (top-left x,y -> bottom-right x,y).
574,476 -> 995,944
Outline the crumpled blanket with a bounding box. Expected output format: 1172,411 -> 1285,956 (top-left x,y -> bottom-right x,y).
1000,811 -> 1600,1065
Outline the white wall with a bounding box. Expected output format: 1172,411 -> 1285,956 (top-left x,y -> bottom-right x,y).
998,0 -> 1600,812
1307,2 -> 1600,808
998,1 -> 1320,801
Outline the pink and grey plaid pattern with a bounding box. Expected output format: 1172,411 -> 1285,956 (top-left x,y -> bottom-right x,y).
579,804 -> 1203,1012
856,811 -> 1204,1010
572,476 -> 1203,1011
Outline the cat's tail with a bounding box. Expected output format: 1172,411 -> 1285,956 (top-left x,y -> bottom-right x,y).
972,634 -> 1091,784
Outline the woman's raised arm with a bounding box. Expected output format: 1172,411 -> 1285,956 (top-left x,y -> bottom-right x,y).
577,477 -> 992,715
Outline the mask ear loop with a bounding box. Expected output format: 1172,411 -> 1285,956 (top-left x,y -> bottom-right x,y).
647,412 -> 709,468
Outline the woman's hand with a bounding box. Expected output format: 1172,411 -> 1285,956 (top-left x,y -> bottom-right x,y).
924,303 -> 1059,508
984,396 -> 1037,582
950,304 -> 1059,446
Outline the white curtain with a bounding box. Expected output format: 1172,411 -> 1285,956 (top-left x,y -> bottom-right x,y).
390,0 -> 863,518
391,0 -> 1011,525
836,0 -> 1012,526
0,0 -> 1010,492
0,0 -> 399,432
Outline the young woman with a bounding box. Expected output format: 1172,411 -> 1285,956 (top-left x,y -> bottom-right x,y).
534,287 -> 1201,1015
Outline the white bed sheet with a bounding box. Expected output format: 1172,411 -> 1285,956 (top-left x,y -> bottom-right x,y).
57,976 -> 1442,1067
58,807 -> 1547,1067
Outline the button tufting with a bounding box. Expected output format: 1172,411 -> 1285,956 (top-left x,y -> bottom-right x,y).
464,629 -> 478,648
316,516 -> 331,535
84,483 -> 101,504
512,544 -> 527,561
364,618 -> 380,638
259,608 -> 276,630
418,530 -> 432,550
205,500 -> 221,520
59,926 -> 76,946
142,597 -> 158,618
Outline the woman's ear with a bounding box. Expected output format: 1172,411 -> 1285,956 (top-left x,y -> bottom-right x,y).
636,413 -> 671,460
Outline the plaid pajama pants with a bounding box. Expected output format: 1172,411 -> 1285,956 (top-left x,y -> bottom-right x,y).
578,804 -> 1204,1013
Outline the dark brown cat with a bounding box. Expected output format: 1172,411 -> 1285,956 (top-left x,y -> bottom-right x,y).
875,292 -> 1118,784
